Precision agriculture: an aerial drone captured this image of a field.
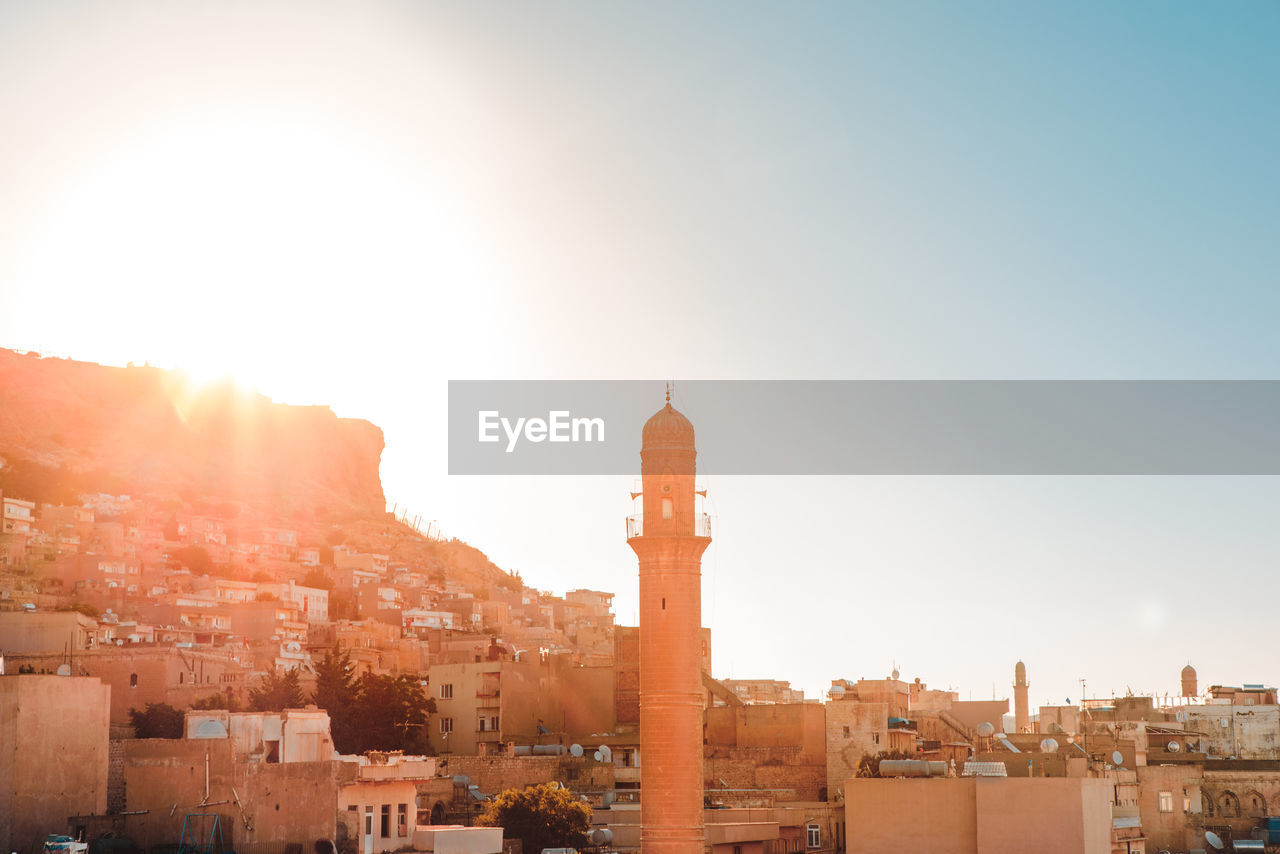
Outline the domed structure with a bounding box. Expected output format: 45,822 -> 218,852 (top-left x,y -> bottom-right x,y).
642,398 -> 695,450
1015,661 -> 1026,682
1181,664 -> 1197,698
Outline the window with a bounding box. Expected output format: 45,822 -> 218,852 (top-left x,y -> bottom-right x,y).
398,804 -> 408,837
842,726 -> 851,738
1159,791 -> 1174,813
381,804 -> 390,838
440,717 -> 453,734
807,824 -> 821,848
662,498 -> 674,519
872,733 -> 880,745
129,673 -> 138,687
439,683 -> 453,699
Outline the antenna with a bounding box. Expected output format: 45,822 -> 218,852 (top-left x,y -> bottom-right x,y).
598,744 -> 612,763
1040,738 -> 1059,753
1167,741 -> 1181,753
1204,830 -> 1224,851
570,744 -> 583,758
1111,750 -> 1124,767
975,722 -> 995,738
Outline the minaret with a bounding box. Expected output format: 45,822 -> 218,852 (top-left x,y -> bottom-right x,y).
1181,664 -> 1197,698
627,391 -> 710,854
1014,660 -> 1030,733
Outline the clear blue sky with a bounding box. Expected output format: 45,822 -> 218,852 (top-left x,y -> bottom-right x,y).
2,2 -> 1279,705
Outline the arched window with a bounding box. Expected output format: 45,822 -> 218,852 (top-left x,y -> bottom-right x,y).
1219,790 -> 1241,818
1246,790 -> 1267,818
130,673 -> 138,687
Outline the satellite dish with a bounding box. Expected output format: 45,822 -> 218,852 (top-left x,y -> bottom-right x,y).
1111,751 -> 1124,766
1040,738 -> 1059,753
975,722 -> 995,738
1167,741 -> 1181,753
593,751 -> 603,761
1205,830 -> 1224,851
828,685 -> 846,700
570,744 -> 583,758
56,664 -> 71,677
598,745 -> 612,762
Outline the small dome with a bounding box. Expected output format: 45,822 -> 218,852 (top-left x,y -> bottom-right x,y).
642,402 -> 695,450
1015,661 -> 1026,680
1182,664 -> 1196,676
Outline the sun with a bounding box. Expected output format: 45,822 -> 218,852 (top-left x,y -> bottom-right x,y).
15,120 -> 491,407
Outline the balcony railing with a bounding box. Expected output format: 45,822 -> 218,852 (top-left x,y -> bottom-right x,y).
625,513 -> 711,539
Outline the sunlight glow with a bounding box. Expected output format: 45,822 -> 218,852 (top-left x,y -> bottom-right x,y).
18,122 -> 490,404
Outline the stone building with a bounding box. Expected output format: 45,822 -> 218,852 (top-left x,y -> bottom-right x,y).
0,675 -> 111,854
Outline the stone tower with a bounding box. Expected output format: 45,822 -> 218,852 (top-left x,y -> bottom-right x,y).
627,392 -> 710,854
1014,660 -> 1030,733
1181,664 -> 1197,698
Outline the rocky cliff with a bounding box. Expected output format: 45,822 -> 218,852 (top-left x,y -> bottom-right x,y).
0,348 -> 385,519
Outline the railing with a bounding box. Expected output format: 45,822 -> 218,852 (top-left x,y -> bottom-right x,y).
625,513 -> 711,539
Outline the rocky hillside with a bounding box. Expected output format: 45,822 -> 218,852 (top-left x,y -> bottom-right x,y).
0,348 -> 386,520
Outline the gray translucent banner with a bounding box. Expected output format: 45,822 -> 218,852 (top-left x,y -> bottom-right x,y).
448,381 -> 1280,475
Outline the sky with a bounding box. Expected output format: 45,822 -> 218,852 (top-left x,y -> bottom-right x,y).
2,2 -> 1280,706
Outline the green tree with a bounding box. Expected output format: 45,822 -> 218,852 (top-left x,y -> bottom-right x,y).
477,783 -> 591,854
312,646 -> 360,752
302,568 -> 334,590
129,702 -> 185,738
171,544 -> 212,574
855,749 -> 914,778
248,668 -> 305,711
191,691 -> 241,711
329,590 -> 358,621
348,673 -> 436,755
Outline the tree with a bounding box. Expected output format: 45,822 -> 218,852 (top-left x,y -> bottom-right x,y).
191,691 -> 241,711
329,590 -> 358,621
312,646 -> 359,752
171,544 -> 212,574
856,749 -> 914,778
347,673 -> 436,755
477,783 -> 591,854
248,668 -> 305,711
302,568 -> 334,590
130,702 -> 185,738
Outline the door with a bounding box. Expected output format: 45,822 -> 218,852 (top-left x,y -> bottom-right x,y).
364,806 -> 374,854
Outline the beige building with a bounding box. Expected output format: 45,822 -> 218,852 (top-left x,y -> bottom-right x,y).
0,675 -> 111,853
846,776 -> 1113,853
124,709 -> 435,852
1,495 -> 35,534
428,659 -> 557,755
0,609 -> 99,655
1185,704 -> 1280,758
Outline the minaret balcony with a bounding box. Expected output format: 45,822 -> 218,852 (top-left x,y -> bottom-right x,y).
625,513 -> 711,540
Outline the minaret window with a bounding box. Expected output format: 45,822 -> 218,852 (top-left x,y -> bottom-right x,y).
662,498 -> 673,519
